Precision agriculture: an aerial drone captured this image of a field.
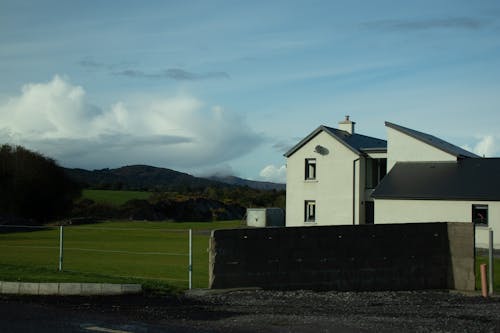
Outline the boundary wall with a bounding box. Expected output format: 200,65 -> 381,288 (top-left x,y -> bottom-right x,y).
209,222 -> 475,291
0,281 -> 142,295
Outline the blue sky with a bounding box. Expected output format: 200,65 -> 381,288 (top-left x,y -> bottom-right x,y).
1,0 -> 499,183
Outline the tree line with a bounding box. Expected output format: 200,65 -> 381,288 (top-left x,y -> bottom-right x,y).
0,144 -> 81,223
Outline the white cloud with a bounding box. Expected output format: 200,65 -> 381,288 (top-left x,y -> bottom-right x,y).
0,75 -> 90,139
0,75 -> 263,170
259,164 -> 286,183
195,164 -> 237,178
472,135 -> 496,157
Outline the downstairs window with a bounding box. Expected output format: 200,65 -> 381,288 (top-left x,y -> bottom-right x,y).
472,204 -> 488,226
305,200 -> 316,222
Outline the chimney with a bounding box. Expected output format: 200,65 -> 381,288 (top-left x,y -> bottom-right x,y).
338,115 -> 355,134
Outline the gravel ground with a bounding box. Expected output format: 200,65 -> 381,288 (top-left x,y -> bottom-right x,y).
184,289 -> 500,332
2,289 -> 500,332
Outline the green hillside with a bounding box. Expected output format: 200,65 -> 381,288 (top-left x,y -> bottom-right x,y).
82,189 -> 151,206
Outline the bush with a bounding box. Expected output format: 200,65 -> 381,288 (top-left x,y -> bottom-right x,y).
70,198 -> 118,220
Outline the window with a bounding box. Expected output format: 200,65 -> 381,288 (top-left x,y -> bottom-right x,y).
305,200 -> 316,222
472,204 -> 488,225
365,158 -> 387,189
305,158 -> 316,180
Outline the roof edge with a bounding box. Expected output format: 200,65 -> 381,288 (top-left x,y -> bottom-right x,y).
372,195 -> 500,201
283,126 -> 323,158
284,125 -> 361,158
384,121 -> 479,158
361,147 -> 387,153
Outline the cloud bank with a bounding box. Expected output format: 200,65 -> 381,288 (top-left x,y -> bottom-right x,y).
472,135 -> 496,157
113,68 -> 230,81
259,164 -> 286,183
78,57 -> 229,81
363,17 -> 489,32
0,75 -> 262,170
462,135 -> 497,157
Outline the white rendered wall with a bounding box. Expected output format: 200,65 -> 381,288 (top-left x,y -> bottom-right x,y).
374,199 -> 500,248
247,209 -> 266,227
285,131 -> 362,227
387,127 -> 456,171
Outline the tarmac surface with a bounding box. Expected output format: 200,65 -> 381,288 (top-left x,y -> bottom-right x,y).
1,289 -> 500,332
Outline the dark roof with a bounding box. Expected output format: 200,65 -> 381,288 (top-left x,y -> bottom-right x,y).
284,125 -> 387,157
385,122 -> 478,158
372,158 -> 500,201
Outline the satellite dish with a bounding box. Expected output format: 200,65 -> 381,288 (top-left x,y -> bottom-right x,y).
314,145 -> 329,155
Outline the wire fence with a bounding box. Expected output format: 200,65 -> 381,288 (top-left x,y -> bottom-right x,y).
0,224 -> 196,289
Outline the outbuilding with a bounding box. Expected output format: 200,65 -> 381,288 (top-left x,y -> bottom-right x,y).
372,158 -> 500,248
246,208 -> 285,227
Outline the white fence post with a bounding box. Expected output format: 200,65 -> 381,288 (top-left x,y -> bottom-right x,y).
188,229 -> 193,290
489,228 -> 494,295
59,225 -> 64,272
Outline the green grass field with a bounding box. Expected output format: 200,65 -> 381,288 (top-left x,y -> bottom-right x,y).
1,218 -> 498,293
82,189 -> 151,206
475,256 -> 500,291
0,220 -> 242,292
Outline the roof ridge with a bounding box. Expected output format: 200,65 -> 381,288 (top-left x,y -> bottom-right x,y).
322,125 -> 386,141
284,125 -> 387,157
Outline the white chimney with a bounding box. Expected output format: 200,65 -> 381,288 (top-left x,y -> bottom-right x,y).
338,115 -> 355,134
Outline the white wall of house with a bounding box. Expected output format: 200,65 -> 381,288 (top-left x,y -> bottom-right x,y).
286,131 -> 363,227
374,199 -> 500,248
387,127 -> 457,171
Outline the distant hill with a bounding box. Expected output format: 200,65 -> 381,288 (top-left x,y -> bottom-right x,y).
65,165 -> 285,191
209,175 -> 285,191
65,165 -> 225,191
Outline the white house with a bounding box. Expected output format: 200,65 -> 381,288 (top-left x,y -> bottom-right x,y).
284,116 -> 387,226
372,122 -> 499,248
285,118 -> 498,248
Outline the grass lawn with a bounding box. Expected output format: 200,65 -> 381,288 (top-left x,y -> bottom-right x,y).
475,256 -> 500,291
0,220 -> 242,292
3,220 -> 498,294
82,189 -> 151,206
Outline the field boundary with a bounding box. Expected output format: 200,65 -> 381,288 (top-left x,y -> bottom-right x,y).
0,281 -> 142,296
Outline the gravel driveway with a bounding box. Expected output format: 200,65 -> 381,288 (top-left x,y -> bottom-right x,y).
185,289 -> 500,332
2,289 -> 500,332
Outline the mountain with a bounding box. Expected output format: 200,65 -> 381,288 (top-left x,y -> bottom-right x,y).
208,175 -> 285,191
65,165 -> 227,191
65,165 -> 285,191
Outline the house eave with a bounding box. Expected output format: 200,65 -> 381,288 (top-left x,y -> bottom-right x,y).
360,147 -> 387,154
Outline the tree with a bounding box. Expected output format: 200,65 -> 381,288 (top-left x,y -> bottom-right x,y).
0,144 -> 81,223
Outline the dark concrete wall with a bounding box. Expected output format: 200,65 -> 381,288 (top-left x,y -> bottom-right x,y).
209,222 -> 475,291
447,223 -> 476,290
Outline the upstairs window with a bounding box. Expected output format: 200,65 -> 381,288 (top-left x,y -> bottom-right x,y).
472,204 -> 488,226
305,200 -> 316,222
305,158 -> 316,180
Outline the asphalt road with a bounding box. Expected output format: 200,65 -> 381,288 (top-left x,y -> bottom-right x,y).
0,297 -> 198,333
